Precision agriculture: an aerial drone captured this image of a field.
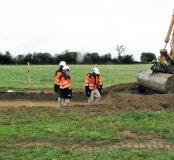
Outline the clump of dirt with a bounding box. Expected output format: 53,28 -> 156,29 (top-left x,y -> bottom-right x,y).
0,83 -> 174,111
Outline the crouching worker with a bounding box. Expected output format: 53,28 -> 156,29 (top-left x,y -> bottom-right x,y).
58,66 -> 72,107
85,67 -> 103,104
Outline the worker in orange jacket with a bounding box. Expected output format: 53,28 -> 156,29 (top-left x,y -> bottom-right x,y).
58,65 -> 72,107
85,67 -> 103,104
54,61 -> 66,94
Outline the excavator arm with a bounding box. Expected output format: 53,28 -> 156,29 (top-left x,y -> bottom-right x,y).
151,10 -> 174,73
161,10 -> 174,64
137,10 -> 174,93
170,27 -> 174,59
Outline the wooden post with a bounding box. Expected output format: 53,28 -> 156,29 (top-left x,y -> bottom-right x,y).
27,62 -> 31,85
44,74 -> 47,89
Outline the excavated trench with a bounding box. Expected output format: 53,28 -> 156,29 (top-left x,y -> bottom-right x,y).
0,83 -> 174,111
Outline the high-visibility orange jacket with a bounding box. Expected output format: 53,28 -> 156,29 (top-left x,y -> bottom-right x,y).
59,76 -> 72,89
85,74 -> 102,90
55,71 -> 62,85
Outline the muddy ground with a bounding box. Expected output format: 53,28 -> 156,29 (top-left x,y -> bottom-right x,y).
0,83 -> 174,111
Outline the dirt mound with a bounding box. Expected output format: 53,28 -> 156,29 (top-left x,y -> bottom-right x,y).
102,83 -> 174,111
0,83 -> 174,111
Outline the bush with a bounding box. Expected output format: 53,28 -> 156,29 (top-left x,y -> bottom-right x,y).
0,51 -> 137,64
140,52 -> 156,63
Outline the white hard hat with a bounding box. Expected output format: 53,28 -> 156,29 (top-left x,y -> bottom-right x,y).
92,67 -> 100,75
63,65 -> 70,71
59,61 -> 66,67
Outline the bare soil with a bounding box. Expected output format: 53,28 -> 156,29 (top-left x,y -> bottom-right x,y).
0,83 -> 174,111
14,135 -> 174,151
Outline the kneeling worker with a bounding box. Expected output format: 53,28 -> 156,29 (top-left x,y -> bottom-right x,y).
59,66 -> 72,107
85,67 -> 103,104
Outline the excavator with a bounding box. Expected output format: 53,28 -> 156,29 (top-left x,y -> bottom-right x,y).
137,10 -> 174,93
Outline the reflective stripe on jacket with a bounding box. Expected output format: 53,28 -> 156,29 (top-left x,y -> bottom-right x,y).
59,76 -> 72,89
85,74 -> 102,90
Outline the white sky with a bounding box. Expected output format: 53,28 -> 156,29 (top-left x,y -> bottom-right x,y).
0,0 -> 173,60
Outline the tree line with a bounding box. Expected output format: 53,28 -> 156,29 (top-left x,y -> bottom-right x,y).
0,49 -> 157,65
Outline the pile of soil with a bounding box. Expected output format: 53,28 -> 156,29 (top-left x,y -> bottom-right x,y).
102,83 -> 174,111
0,83 -> 174,111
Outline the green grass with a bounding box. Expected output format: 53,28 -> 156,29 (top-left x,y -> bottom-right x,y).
1,109 -> 174,143
0,108 -> 174,159
0,64 -> 150,90
1,147 -> 174,160
1,64 -> 173,159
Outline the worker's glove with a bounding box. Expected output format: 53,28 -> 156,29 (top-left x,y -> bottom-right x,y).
100,89 -> 104,95
68,89 -> 73,98
98,85 -> 103,95
100,85 -> 103,90
54,84 -> 58,93
85,86 -> 91,97
86,92 -> 91,97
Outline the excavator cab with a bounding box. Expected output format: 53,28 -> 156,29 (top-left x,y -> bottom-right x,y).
137,10 -> 174,93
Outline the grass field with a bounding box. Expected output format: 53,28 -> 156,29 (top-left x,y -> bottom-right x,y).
1,64 -> 174,159
0,108 -> 174,160
0,64 -> 150,90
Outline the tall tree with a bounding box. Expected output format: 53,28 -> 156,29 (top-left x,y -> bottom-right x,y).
3,51 -> 14,64
140,52 -> 156,63
115,45 -> 126,63
115,45 -> 126,57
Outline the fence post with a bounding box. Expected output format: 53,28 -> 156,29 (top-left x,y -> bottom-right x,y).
44,74 -> 47,89
27,62 -> 31,85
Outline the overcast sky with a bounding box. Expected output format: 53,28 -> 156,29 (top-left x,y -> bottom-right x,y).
0,0 -> 173,60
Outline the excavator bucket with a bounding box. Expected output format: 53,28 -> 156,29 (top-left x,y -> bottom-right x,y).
137,70 -> 174,93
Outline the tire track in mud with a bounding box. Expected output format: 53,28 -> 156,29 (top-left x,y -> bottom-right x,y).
14,141 -> 174,151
